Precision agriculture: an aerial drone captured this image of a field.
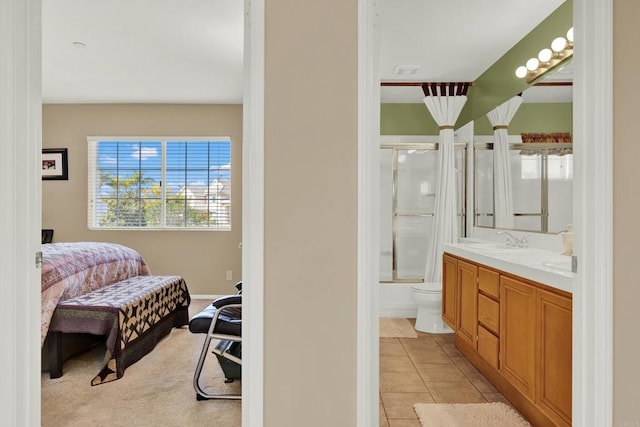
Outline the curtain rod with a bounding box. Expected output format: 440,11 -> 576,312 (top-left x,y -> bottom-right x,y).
380,82 -> 475,87
533,81 -> 573,86
381,81 -> 570,87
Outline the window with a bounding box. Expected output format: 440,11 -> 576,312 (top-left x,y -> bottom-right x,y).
88,137 -> 231,230
521,153 -> 573,180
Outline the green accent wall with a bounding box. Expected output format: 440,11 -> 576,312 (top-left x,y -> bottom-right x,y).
380,104 -> 439,135
381,102 -> 572,136
474,103 -> 572,135
458,0 -> 573,126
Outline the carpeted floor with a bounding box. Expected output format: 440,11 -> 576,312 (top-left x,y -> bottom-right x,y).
379,317 -> 418,338
41,299 -> 241,427
414,402 -> 531,427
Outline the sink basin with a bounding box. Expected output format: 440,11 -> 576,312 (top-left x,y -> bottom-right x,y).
541,260 -> 572,273
461,242 -> 529,252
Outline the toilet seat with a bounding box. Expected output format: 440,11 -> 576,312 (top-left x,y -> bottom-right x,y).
411,282 -> 441,293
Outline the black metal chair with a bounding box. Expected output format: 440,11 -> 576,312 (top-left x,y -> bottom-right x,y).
42,229 -> 54,244
189,282 -> 242,400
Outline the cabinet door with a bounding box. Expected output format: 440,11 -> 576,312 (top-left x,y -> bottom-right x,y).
442,254 -> 457,329
456,259 -> 478,348
500,276 -> 536,400
536,289 -> 572,427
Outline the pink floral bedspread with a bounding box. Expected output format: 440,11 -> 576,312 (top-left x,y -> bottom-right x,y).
41,242 -> 151,346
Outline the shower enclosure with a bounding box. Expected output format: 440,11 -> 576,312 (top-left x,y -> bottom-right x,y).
380,141 -> 467,283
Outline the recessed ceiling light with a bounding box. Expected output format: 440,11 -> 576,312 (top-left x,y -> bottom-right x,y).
72,41 -> 86,48
394,65 -> 419,75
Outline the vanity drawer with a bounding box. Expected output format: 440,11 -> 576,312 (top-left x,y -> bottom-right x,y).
478,293 -> 499,334
479,267 -> 500,299
477,325 -> 499,370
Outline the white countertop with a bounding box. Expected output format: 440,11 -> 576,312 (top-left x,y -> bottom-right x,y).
443,240 -> 574,294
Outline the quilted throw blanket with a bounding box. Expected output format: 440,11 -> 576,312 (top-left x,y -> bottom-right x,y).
49,275 -> 190,385
41,242 -> 150,346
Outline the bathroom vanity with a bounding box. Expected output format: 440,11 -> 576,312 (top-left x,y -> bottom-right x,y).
443,241 -> 573,427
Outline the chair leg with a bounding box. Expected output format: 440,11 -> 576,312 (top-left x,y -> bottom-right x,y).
193,335 -> 241,400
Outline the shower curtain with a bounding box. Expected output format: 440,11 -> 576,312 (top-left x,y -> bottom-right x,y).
486,95 -> 523,229
422,84 -> 468,282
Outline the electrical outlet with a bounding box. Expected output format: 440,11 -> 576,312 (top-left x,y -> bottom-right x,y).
226,270 -> 232,281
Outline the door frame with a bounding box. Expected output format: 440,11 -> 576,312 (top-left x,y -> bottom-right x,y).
571,0 -> 613,425
1,0 -> 42,423
242,0 -> 265,425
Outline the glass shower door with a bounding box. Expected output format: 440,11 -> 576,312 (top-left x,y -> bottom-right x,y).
395,149 -> 437,280
381,143 -> 466,283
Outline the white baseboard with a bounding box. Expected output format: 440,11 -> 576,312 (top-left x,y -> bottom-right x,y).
379,303 -> 418,318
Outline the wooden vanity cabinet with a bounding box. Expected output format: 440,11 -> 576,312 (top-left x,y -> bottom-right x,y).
500,276 -> 537,400
442,255 -> 478,348
477,267 -> 500,369
443,253 -> 572,427
478,266 -> 500,299
536,289 -> 572,427
456,259 -> 478,348
442,254 -> 457,329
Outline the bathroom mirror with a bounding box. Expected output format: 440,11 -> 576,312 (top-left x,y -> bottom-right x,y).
473,62 -> 573,234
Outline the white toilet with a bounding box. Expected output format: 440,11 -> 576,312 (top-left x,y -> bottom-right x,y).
411,283 -> 453,334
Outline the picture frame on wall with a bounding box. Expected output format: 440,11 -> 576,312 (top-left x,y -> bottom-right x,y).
42,148 -> 68,180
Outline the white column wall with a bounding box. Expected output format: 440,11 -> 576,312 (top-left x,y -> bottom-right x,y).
0,0 -> 42,424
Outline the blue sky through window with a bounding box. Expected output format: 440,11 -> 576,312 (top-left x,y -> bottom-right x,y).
96,140 -> 231,197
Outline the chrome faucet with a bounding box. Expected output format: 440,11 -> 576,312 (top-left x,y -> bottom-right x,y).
496,230 -> 528,248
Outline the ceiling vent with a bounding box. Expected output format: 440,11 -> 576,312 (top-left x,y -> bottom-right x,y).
393,65 -> 420,75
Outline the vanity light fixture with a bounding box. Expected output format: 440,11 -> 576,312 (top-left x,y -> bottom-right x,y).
538,48 -> 553,63
515,27 -> 573,83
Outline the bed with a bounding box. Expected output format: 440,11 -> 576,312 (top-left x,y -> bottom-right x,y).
41,241 -> 151,346
41,242 -> 190,384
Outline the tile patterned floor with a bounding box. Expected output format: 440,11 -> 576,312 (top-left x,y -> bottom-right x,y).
379,320 -> 512,427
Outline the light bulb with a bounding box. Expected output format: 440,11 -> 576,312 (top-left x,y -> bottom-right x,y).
551,37 -> 567,52
526,58 -> 539,71
538,48 -> 552,63
515,66 -> 527,78
567,27 -> 574,43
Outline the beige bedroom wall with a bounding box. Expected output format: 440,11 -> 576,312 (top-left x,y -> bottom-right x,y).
613,0 -> 640,424
263,0 -> 358,425
41,104 -> 242,296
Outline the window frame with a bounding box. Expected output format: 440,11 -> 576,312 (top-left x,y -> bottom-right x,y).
87,136 -> 232,231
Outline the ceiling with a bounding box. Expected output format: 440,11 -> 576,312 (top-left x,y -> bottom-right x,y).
42,0 -> 244,104
378,0 -> 569,104
42,0 -> 569,104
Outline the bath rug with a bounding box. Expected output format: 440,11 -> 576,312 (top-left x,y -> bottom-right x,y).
414,402 -> 531,427
379,317 -> 418,338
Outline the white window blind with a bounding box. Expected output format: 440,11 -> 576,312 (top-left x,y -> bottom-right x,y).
88,137 -> 231,230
